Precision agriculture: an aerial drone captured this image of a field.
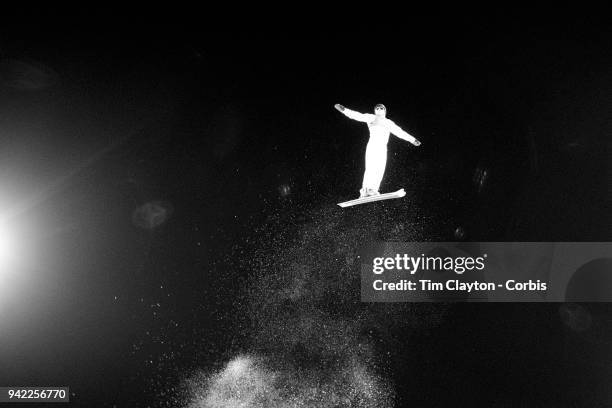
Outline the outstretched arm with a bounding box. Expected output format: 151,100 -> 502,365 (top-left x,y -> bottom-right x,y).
334,104 -> 371,123
388,120 -> 421,146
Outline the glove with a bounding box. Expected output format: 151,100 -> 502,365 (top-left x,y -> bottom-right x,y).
334,104 -> 345,112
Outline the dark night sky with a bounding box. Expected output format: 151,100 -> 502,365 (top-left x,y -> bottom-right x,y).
0,14 -> 610,407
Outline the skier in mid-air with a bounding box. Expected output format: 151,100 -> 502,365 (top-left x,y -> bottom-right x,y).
335,103 -> 421,198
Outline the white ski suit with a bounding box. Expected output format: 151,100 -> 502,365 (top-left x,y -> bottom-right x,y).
341,108 -> 418,193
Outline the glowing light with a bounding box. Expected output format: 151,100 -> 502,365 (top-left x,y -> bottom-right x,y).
0,224 -> 17,269
132,201 -> 173,230
278,184 -> 291,198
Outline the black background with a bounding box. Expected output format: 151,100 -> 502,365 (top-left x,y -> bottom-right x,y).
0,13 -> 610,407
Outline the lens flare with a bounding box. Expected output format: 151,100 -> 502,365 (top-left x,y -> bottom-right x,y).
0,223 -> 18,270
